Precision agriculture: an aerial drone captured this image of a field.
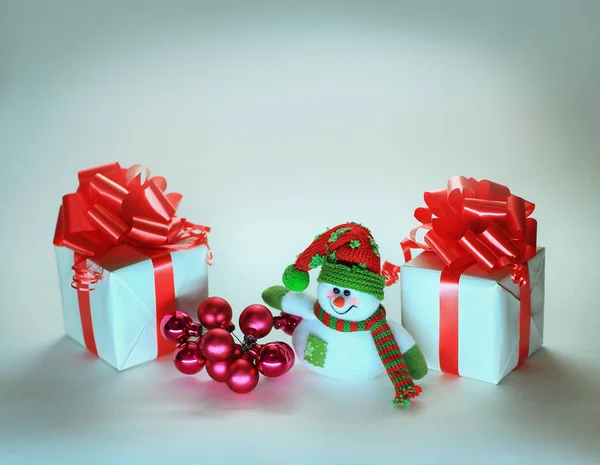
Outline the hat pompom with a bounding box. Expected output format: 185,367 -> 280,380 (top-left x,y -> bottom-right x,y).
282,264 -> 309,292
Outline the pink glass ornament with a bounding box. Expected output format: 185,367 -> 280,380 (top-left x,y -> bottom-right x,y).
187,322 -> 202,339
205,359 -> 231,383
197,297 -> 233,330
200,328 -> 235,362
160,311 -> 193,343
283,314 -> 302,336
273,315 -> 286,330
226,359 -> 260,393
278,341 -> 295,372
232,343 -> 243,360
239,304 -> 274,338
173,342 -> 206,375
246,344 -> 262,360
256,342 -> 292,378
240,352 -> 254,363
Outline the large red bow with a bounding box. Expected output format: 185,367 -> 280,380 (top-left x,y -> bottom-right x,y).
401,176 -> 537,276
53,162 -> 211,290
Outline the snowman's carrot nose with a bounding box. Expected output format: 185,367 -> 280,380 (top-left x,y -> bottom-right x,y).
333,296 -> 345,308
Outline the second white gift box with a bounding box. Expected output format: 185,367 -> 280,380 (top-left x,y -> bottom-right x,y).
401,248 -> 545,384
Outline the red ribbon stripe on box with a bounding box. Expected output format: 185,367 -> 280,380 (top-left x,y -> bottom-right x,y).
54,162 -> 211,358
392,176 -> 537,374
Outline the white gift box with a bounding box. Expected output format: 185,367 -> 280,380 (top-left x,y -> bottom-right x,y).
400,247 -> 545,384
55,245 -> 209,371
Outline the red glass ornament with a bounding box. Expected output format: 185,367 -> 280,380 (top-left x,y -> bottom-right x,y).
278,341 -> 295,372
240,352 -> 254,362
273,315 -> 286,330
283,314 -> 302,336
187,322 -> 202,339
173,342 -> 206,375
222,321 -> 236,332
232,343 -> 243,360
205,359 -> 231,383
226,359 -> 260,393
197,297 -> 233,330
200,328 -> 235,362
245,344 -> 262,363
239,304 -> 274,338
160,311 -> 193,343
256,342 -> 292,378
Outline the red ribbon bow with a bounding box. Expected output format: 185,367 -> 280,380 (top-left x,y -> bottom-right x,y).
400,176 -> 538,374
54,162 -> 211,290
401,175 -> 537,276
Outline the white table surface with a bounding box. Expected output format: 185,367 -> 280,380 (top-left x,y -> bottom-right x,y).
1,339 -> 599,465
1,1 -> 599,464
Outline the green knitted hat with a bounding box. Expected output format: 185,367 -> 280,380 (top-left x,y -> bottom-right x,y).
282,222 -> 386,300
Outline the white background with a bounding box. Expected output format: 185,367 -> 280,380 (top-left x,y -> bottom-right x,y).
1,1 -> 599,464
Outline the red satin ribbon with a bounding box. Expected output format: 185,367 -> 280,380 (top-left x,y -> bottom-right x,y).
381,261 -> 401,286
75,264 -> 98,356
153,254 -> 177,357
512,263 -> 532,365
401,176 -> 537,373
439,267 -> 461,374
55,162 -> 211,358
73,250 -> 180,360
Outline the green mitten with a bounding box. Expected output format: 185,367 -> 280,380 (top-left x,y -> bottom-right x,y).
402,345 -> 428,380
261,285 -> 290,311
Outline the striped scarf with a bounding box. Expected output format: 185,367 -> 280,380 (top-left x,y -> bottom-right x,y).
314,303 -> 422,406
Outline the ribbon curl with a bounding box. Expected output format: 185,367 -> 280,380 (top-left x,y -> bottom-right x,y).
381,261 -> 401,287
54,162 -> 211,291
400,175 -> 537,282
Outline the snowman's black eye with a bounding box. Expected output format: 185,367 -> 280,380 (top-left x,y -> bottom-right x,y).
333,288 -> 340,294
343,289 -> 351,296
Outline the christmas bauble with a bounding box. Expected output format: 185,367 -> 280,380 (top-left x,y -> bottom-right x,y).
256,342 -> 294,378
160,311 -> 193,342
232,343 -> 243,360
283,314 -> 302,336
200,328 -> 235,362
278,341 -> 296,372
239,304 -> 274,338
173,342 -> 206,375
205,359 -> 231,383
197,297 -> 233,330
226,359 -> 260,393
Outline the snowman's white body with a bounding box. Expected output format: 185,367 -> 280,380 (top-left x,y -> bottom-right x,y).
281,283 -> 416,380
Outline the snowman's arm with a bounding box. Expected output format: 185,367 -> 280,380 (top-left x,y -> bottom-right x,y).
388,320 -> 428,380
261,285 -> 317,320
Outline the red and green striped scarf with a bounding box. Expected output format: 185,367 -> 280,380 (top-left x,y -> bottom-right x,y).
314,303 -> 422,406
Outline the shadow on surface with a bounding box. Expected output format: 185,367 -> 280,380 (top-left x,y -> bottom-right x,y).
491,347 -> 600,459
0,335 -> 312,434
163,364 -> 307,417
499,346 -> 600,406
0,337 -> 121,436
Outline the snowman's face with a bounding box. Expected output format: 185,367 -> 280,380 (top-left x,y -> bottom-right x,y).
316,282 -> 380,321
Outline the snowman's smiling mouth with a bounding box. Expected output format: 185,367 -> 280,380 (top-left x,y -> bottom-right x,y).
330,302 -> 357,315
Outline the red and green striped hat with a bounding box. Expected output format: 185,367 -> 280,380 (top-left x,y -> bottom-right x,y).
282,222 -> 386,300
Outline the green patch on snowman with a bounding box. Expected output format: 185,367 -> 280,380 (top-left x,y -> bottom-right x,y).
304,334 -> 327,368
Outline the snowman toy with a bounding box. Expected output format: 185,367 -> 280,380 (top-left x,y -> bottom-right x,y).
262,222 -> 427,406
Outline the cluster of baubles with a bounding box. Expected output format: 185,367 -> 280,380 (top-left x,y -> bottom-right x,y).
160,297 -> 298,393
